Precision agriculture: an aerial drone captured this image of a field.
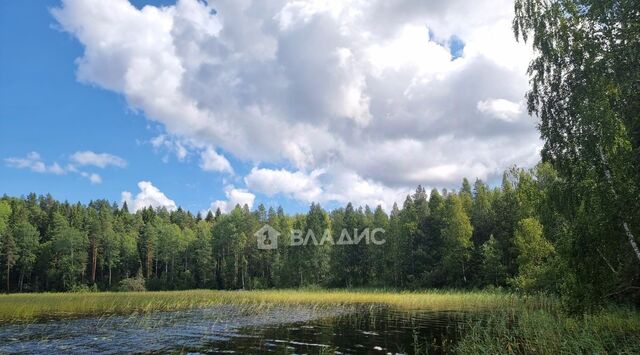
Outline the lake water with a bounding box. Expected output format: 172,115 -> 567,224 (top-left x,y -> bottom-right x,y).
0,305 -> 472,354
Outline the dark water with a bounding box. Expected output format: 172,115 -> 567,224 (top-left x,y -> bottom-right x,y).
0,305 -> 471,354
203,307 -> 469,354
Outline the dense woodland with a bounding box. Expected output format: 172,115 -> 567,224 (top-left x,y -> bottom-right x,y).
0,159 -> 637,310
0,167 -> 560,296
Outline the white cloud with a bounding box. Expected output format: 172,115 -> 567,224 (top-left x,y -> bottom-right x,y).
121,181 -> 177,212
5,151 -> 122,185
314,168 -> 412,210
79,171 -> 102,184
199,147 -> 233,173
477,98 -> 522,122
209,186 -> 255,213
245,167 -> 323,202
70,151 -> 127,168
53,0 -> 540,209
150,134 -> 189,161
4,152 -> 66,175
245,166 -> 410,210
48,163 -> 66,175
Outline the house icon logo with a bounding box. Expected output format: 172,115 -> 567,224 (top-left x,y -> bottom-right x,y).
255,224 -> 280,250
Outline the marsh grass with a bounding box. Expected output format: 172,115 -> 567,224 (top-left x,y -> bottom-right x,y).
0,289 -> 548,323
1,289 -> 636,353
455,306 -> 640,354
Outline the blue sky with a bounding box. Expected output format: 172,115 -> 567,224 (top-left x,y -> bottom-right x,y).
1,0 -> 539,214
0,0 -> 292,213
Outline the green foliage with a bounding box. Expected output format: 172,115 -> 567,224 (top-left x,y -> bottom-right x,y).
514,0 -> 640,308
0,201 -> 10,236
12,221 -> 39,292
0,168 -> 565,294
481,236 -> 506,286
441,195 -> 473,286
0,155 -> 632,313
48,212 -> 88,290
510,218 -> 555,292
119,275 -> 146,292
69,283 -> 98,293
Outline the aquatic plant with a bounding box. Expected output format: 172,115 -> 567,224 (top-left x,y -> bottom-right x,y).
0,289 -> 550,323
455,306 -> 640,354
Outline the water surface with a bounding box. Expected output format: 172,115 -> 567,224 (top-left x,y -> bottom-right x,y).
0,305 -> 471,354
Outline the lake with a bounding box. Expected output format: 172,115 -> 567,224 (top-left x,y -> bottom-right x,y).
0,305 -> 473,354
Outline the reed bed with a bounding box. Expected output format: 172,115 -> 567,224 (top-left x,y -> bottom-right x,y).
1,289 -> 637,353
0,289 -> 551,323
455,306 -> 640,354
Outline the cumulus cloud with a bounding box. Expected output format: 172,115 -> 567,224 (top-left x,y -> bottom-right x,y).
318,168 -> 413,210
245,167 -> 323,202
199,147 -> 233,173
70,151 -> 127,168
5,152 -> 66,175
245,166 -> 410,210
477,99 -> 523,122
121,181 -> 177,211
209,186 -> 255,213
53,0 -> 540,209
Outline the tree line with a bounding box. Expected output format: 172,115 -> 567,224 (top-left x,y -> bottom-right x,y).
1,160 -> 638,309
1,0 -> 636,313
0,164 -> 565,293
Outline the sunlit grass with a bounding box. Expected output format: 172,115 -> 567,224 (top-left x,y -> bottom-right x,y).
0,288 -> 552,323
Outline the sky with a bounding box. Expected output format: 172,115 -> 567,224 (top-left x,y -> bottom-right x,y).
0,0 -> 541,214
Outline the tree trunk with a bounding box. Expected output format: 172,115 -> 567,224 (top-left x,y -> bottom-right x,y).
234,253 -> 238,289
299,267 -> 303,286
146,242 -> 153,278
462,261 -> 467,283
241,265 -> 245,290
600,146 -> 640,262
91,239 -> 97,283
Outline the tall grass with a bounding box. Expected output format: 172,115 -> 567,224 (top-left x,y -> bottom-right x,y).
455,306 -> 640,354
0,289 -> 549,323
2,289 -> 637,353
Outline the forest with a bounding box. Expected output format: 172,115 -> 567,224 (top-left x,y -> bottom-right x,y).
1,0 -> 640,352
0,0 -> 639,316
0,159 -> 637,311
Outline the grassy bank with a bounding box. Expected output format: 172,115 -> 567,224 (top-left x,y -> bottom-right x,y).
0,289 -> 550,323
